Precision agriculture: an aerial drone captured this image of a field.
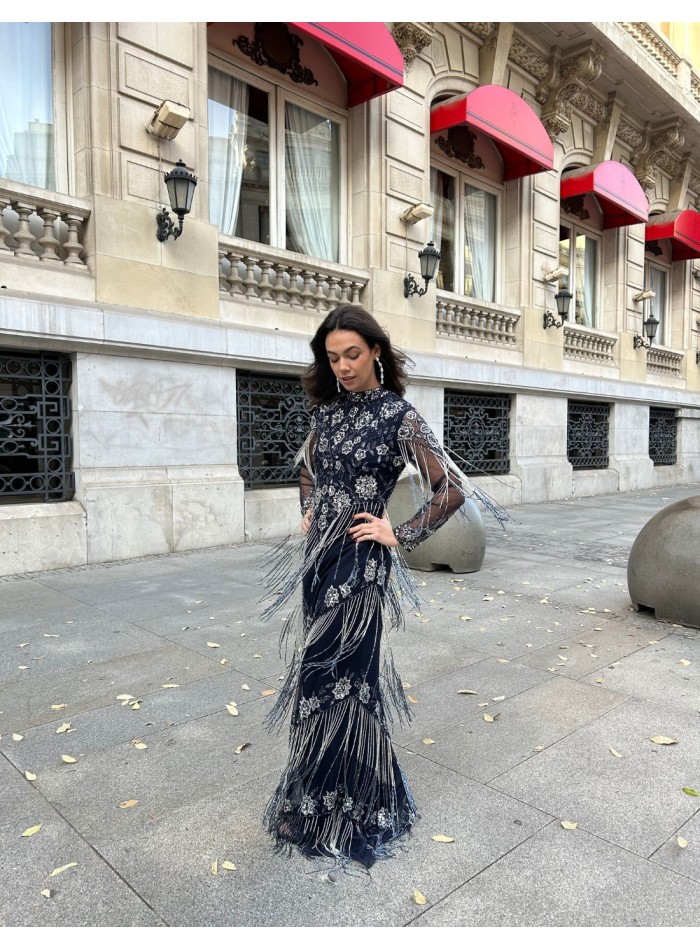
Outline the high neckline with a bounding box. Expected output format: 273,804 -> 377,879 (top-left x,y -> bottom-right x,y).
344,386 -> 386,402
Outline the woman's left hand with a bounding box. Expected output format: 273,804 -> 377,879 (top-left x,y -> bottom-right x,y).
348,512 -> 399,547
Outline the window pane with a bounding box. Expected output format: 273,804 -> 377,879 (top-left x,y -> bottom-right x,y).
464,185 -> 496,301
285,103 -> 339,261
430,168 -> 455,292
208,68 -> 270,243
648,265 -> 666,344
0,24 -> 55,190
573,234 -> 597,327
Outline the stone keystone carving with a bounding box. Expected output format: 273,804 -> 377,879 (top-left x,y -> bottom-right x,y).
535,42 -> 604,142
630,120 -> 686,191
392,22 -> 434,70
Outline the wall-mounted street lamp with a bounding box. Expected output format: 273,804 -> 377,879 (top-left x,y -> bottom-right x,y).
543,285 -> 573,329
404,241 -> 441,298
633,314 -> 659,349
156,160 -> 197,243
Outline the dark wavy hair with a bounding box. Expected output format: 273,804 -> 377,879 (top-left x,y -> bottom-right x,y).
301,305 -> 412,406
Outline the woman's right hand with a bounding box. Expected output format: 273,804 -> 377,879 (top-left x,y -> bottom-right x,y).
300,509 -> 312,535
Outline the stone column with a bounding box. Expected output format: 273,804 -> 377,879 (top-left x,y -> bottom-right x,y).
511,393 -> 573,503
677,407 -> 700,482
610,402 -> 654,491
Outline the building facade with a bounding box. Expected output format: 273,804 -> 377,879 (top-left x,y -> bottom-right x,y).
1,21 -> 699,576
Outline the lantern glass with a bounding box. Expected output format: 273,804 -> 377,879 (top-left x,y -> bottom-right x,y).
164,160 -> 197,216
418,241 -> 441,281
644,314 -> 659,343
555,286 -> 573,319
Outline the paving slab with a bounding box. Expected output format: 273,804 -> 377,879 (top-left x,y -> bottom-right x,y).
0,644 -> 223,733
489,697 -> 700,857
411,675 -> 627,783
79,752 -> 552,927
0,753 -> 45,831
0,810 -> 163,927
410,821 -> 700,927
651,809 -> 700,884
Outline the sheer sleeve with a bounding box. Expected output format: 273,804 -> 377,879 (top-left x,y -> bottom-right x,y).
392,409 -> 465,552
296,411 -> 317,515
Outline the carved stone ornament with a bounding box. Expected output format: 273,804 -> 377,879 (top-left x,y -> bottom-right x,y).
569,89 -> 608,124
535,43 -> 604,142
631,120 -> 685,191
436,127 -> 485,170
392,22 -> 434,69
464,23 -> 496,43
509,33 -> 549,81
233,23 -> 318,87
617,117 -> 645,150
561,195 -> 591,221
689,173 -> 700,196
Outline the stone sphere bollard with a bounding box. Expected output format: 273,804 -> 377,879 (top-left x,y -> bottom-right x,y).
387,477 -> 486,573
627,495 -> 700,629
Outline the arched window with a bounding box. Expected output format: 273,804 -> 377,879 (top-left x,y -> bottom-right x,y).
559,167 -> 604,327
644,218 -> 671,347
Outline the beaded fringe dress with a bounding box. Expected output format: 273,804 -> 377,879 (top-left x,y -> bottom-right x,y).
261,386 -> 508,869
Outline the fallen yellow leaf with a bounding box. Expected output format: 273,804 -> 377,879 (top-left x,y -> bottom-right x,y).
431,834 -> 454,843
261,689 -> 277,697
161,684 -> 180,689
561,821 -> 578,830
492,696 -> 505,701
421,738 -> 435,745
116,694 -> 134,701
407,695 -> 419,704
21,824 -> 42,838
51,704 -> 67,710
130,702 -> 141,710
61,755 -> 77,764
40,889 -> 52,898
235,742 -> 251,754
226,704 -> 239,716
12,734 -> 23,741
457,689 -> 477,695
118,799 -> 138,809
207,642 -> 220,648
220,659 -> 228,665
211,859 -> 218,875
412,888 -> 427,905
241,684 -> 250,691
678,659 -> 691,666
253,654 -> 262,659
133,742 -> 147,750
49,862 -> 78,877
649,736 -> 679,745
483,714 -> 495,723
459,615 -> 472,621
609,747 -> 622,757
25,771 -> 37,781
221,860 -> 237,871
533,746 -> 544,752
55,723 -> 71,734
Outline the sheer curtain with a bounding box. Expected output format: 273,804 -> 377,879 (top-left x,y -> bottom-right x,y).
208,68 -> 248,236
0,23 -> 55,189
649,265 -> 666,345
464,185 -> 495,301
575,234 -> 597,327
430,168 -> 455,292
285,102 -> 339,261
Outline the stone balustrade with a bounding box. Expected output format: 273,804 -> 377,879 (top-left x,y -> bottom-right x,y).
647,345 -> 684,376
218,237 -> 369,310
563,324 -> 617,363
619,23 -> 681,77
0,184 -> 90,267
435,293 -> 520,346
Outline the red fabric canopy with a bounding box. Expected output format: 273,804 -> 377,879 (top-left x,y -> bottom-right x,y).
290,23 -> 404,107
430,85 -> 554,181
645,209 -> 700,260
560,162 -> 648,229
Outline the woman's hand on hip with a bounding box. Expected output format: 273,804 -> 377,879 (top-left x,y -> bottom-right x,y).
348,512 -> 399,547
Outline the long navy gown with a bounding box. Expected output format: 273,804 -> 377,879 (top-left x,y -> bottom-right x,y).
262,385 -> 502,869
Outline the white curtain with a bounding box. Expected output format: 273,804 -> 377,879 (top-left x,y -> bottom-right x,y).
0,23 -> 55,189
208,68 -> 248,236
649,265 -> 666,344
430,167 -> 455,292
285,102 -> 338,261
575,234 -> 596,327
464,185 -> 495,301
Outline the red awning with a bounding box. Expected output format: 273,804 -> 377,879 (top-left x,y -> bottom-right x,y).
560,162 -> 648,229
290,22 -> 404,107
645,209 -> 700,260
430,85 -> 554,181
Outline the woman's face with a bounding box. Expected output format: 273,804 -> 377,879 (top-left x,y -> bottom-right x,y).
325,329 -> 381,393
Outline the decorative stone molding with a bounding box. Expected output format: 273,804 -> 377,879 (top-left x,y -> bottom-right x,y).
561,196 -> 591,221
617,117 -> 645,151
630,120 -> 686,191
646,345 -> 684,376
436,128 -> 484,169
692,71 -> 700,107
689,174 -> 700,196
619,23 -> 681,78
535,43 -> 604,142
435,293 -> 520,346
509,33 -> 549,81
464,23 -> 496,45
563,324 -> 617,364
391,22 -> 434,70
569,88 -> 608,124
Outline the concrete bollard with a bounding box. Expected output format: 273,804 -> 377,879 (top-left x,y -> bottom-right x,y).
387,477 -> 486,573
627,494 -> 700,629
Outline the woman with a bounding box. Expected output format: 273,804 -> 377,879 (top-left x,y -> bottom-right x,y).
262,304 -> 506,870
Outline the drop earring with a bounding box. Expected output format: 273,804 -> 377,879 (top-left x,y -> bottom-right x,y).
375,356 -> 384,386
337,378 -> 341,393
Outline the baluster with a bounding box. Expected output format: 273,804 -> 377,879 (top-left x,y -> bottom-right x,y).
258,260 -> 273,302
287,266 -> 302,307
351,280 -> 363,304
0,197 -> 12,254
13,202 -> 37,258
444,303 -> 455,335
327,275 -> 340,309
436,299 -> 446,334
300,270 -> 314,309
64,213 -> 86,266
225,252 -> 244,295
272,265 -> 288,305
243,256 -> 258,298
314,272 -> 327,310
339,278 -> 351,303
218,250 -> 228,293
38,208 -> 61,262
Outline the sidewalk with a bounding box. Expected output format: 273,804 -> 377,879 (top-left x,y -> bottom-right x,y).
1,485 -> 699,927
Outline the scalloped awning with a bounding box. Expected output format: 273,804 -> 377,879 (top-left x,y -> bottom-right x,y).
429,85 -> 554,181
289,22 -> 404,107
645,209 -> 700,260
560,162 -> 649,229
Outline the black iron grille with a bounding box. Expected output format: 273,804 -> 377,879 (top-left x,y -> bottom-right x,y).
444,391 -> 511,475
0,349 -> 74,503
649,406 -> 677,465
567,400 -> 609,469
236,371 -> 313,489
